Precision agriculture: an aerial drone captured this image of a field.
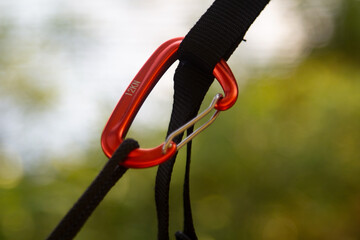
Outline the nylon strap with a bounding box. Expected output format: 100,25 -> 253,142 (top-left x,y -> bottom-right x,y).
47,139 -> 139,240
155,0 -> 270,239
175,130 -> 197,240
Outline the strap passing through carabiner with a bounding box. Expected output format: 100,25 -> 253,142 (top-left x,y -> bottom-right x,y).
163,56 -> 239,153
101,38 -> 238,168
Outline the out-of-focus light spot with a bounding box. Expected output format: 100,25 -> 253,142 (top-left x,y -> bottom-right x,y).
0,150 -> 24,189
1,207 -> 34,239
262,215 -> 298,240
195,195 -> 232,230
240,0 -> 308,67
197,235 -> 215,240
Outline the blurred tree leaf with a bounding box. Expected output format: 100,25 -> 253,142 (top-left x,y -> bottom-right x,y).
329,0 -> 360,62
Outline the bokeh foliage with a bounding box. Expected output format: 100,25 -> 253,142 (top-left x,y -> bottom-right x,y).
1,0 -> 360,239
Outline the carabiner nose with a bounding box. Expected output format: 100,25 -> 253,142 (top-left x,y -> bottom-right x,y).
101,37 -> 238,168
213,59 -> 238,111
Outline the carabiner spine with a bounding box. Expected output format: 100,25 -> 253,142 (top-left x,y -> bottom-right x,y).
101,38 -> 182,158
107,38 -> 181,138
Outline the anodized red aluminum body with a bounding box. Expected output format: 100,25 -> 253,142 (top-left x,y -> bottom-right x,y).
101,37 -> 238,168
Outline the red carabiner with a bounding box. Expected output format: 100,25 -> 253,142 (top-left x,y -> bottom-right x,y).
101,37 -> 238,168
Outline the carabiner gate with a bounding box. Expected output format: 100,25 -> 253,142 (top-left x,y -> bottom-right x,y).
101,37 -> 238,168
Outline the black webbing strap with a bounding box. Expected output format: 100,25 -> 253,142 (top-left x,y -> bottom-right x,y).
155,0 -> 270,239
175,129 -> 197,240
47,139 -> 139,240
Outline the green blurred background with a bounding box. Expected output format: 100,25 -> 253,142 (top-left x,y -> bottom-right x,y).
1,0 -> 360,239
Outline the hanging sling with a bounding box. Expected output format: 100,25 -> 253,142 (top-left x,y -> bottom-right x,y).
156,0 -> 269,239
46,0 -> 270,239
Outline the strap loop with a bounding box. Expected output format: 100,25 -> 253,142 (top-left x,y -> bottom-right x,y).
156,0 -> 270,239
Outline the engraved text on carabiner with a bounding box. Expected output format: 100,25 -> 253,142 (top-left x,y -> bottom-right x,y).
125,80 -> 141,97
